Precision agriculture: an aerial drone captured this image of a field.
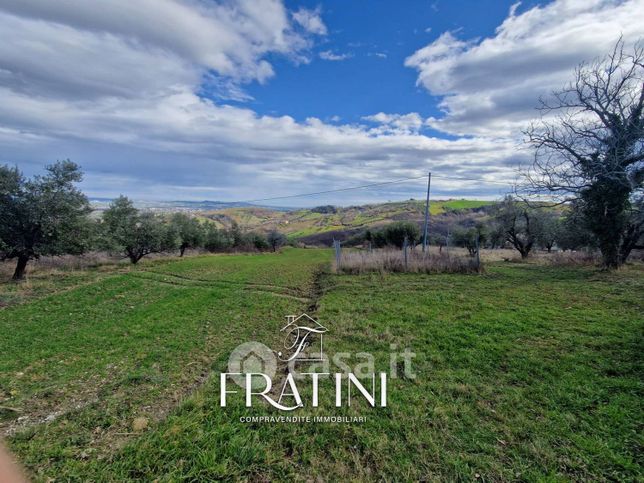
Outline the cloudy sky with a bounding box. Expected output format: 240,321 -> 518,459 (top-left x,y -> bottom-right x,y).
1,0 -> 643,206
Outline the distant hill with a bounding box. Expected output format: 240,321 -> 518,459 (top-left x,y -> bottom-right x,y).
201,199 -> 497,244
89,198 -> 292,212
90,197 -> 499,243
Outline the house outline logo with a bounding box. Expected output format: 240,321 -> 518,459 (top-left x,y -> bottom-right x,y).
278,313 -> 327,362
227,341 -> 277,389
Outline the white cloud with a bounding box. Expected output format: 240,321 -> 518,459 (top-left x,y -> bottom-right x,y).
405,0 -> 644,137
0,0 -> 312,100
319,50 -> 353,61
0,74 -> 520,203
292,7 -> 327,36
363,113 -> 424,134
3,0 -> 609,205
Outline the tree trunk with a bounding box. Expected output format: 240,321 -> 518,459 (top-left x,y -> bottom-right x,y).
180,245 -> 186,257
618,222 -> 643,265
599,240 -> 620,269
12,255 -> 29,281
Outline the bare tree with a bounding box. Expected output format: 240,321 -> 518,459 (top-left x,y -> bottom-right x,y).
523,39 -> 644,268
493,196 -> 538,259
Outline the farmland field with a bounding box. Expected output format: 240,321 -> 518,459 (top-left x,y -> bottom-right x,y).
1,249 -> 642,481
204,199 -> 495,240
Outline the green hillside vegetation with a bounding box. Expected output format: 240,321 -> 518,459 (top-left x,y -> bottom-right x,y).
204,199 -> 495,239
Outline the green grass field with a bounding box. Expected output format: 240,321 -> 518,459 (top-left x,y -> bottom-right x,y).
1,249 -> 642,481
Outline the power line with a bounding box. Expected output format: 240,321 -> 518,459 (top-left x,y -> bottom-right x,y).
239,175 -> 427,203
238,173 -> 514,204
432,174 -> 515,187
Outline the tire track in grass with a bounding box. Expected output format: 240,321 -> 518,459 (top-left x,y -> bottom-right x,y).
268,267 -> 331,401
132,270 -> 312,301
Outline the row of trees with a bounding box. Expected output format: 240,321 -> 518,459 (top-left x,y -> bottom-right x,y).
102,196 -> 286,263
347,194 -> 634,261
0,162 -> 287,280
348,201 -> 581,257
449,196 -> 602,258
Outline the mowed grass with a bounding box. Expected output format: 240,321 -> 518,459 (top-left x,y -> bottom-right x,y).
1,250 -> 642,481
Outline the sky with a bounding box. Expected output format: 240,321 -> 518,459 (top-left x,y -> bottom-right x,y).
0,0 -> 643,206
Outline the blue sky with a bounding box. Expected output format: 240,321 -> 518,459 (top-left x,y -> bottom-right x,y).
0,0 -> 642,206
243,0 -> 538,125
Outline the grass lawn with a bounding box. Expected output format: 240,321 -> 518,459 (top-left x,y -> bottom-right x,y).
1,249 -> 642,481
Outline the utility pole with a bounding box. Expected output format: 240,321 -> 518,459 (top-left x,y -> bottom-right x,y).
475,232 -> 480,270
422,171 -> 431,253
333,238 -> 342,270
403,236 -> 409,270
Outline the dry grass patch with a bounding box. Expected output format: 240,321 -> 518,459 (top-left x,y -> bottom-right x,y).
334,249 -> 482,274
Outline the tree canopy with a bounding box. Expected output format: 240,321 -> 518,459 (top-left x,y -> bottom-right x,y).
101,196 -> 178,264
0,161 -> 92,280
524,39 -> 643,267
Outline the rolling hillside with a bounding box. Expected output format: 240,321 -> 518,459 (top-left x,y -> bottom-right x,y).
202,199 -> 496,243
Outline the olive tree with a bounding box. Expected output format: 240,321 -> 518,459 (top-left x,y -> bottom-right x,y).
0,161 -> 92,280
170,213 -> 204,256
204,224 -> 233,252
101,196 -> 177,264
523,39 -> 643,267
451,223 -> 486,257
536,211 -> 561,253
267,230 -> 287,252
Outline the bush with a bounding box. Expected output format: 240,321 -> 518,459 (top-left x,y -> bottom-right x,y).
248,232 -> 270,251
383,222 -> 420,248
451,224 -> 485,257
311,205 -> 337,214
